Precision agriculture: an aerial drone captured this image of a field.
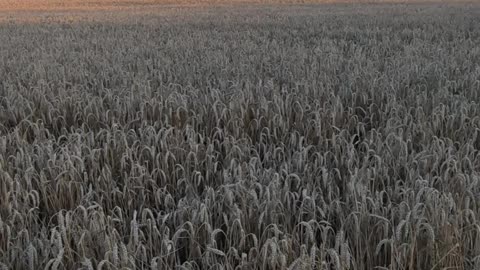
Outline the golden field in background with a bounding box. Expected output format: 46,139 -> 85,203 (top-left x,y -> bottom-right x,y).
0,0 -> 476,23
0,0 -> 475,11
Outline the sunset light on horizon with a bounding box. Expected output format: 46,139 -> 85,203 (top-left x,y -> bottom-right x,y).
0,0 -> 475,11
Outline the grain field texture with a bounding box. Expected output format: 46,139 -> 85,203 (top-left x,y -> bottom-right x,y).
1,2 -> 480,270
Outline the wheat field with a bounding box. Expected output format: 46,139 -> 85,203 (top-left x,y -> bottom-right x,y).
1,1 -> 480,270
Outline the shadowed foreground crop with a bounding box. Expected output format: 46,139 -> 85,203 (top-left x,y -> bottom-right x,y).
1,2 -> 480,270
